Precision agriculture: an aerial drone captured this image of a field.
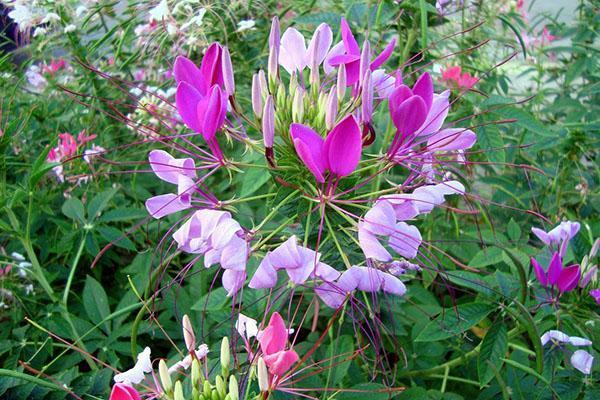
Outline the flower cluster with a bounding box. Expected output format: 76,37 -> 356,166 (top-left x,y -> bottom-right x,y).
45,130 -> 104,183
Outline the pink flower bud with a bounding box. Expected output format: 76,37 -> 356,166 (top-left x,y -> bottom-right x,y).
337,64 -> 346,101
251,73 -> 263,117
359,40 -> 371,86
361,70 -> 373,124
325,86 -> 337,130
268,17 -> 280,82
221,46 -> 235,96
182,314 -> 195,351
257,70 -> 268,98
262,95 -> 275,147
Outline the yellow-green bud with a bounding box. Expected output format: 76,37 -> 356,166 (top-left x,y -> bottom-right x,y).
220,336 -> 230,372
182,314 -> 195,351
174,381 -> 184,400
192,358 -> 202,388
228,375 -> 239,400
289,72 -> 298,95
215,375 -> 226,398
159,359 -> 172,393
203,380 -> 212,398
211,388 -> 219,400
292,89 -> 304,123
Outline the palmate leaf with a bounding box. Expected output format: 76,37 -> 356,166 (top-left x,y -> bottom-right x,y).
478,322 -> 508,386
415,302 -> 495,342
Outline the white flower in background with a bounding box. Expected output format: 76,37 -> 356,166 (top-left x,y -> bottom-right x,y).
168,344 -> 209,373
24,284 -> 34,295
8,4 -> 34,31
75,6 -> 87,17
114,347 -> 152,384
64,24 -> 77,33
237,19 -> 256,32
83,145 -> 106,163
25,65 -> 47,91
180,8 -> 206,31
33,27 -> 47,37
10,252 -> 25,262
41,13 -> 60,24
149,0 -> 170,22
236,314 -> 259,339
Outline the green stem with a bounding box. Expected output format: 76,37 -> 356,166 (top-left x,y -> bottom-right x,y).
252,190 -> 299,233
62,233 -> 87,305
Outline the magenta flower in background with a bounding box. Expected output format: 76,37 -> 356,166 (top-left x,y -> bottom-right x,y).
109,383 -> 141,400
590,289 -> 600,305
316,266 -> 406,308
249,235 -> 340,289
173,209 -> 248,296
325,17 -> 396,85
291,115 -> 362,183
531,252 -> 581,294
145,150 -> 198,219
259,312 -> 299,376
531,220 -> 580,257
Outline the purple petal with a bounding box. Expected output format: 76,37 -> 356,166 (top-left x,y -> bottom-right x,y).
220,235 -> 248,271
379,270 -> 407,296
249,257 -> 278,289
571,350 -> 594,374
389,85 -> 413,114
307,23 -> 333,68
148,150 -> 196,184
291,123 -> 326,182
416,91 -> 450,136
427,128 -> 476,151
279,28 -> 307,74
557,264 -> 580,293
324,41 -> 346,75
200,85 -> 225,141
221,46 -> 235,96
412,72 -> 433,109
328,54 -> 361,65
372,69 -> 396,98
323,115 -> 362,177
313,262 -> 341,282
390,95 -> 428,137
531,227 -> 551,246
145,194 -> 191,219
353,267 -> 382,292
222,269 -> 246,297
361,200 -> 396,235
370,37 -> 396,70
340,17 -> 360,55
531,257 -> 548,287
315,283 -> 347,308
547,252 -> 563,286
358,225 -> 393,261
540,330 -> 570,346
200,42 -> 223,88
388,222 -> 422,259
176,82 -> 204,132
174,56 -> 207,95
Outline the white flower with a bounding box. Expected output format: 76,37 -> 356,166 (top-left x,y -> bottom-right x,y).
114,347 -> 152,384
8,5 -> 34,31
236,314 -> 259,339
149,0 -> 170,22
168,344 -> 209,373
11,252 -> 25,262
25,65 -> 47,91
41,13 -> 61,24
24,284 -> 34,295
64,25 -> 77,33
33,27 -> 47,37
236,19 -> 256,33
75,6 -> 88,17
83,145 -> 105,163
180,8 -> 206,31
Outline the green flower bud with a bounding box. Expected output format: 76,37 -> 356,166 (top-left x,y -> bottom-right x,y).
216,375 -> 226,398
289,72 -> 298,95
292,89 -> 304,123
174,381 -> 184,400
228,375 -> 239,400
203,380 -> 212,398
158,359 -> 172,394
192,358 -> 202,388
220,336 -> 230,373
211,388 -> 219,400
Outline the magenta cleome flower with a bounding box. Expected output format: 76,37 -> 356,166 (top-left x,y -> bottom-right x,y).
591,288 -> 600,305
531,252 -> 581,294
290,115 -> 362,183
259,312 -> 299,376
109,383 -> 141,400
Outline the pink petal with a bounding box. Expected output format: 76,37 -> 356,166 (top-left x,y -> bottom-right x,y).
248,258 -> 278,289
358,225 -> 393,261
263,349 -> 299,376
176,81 -> 204,132
388,85 -> 413,114
361,200 -> 396,235
200,43 -> 223,88
416,91 -> 450,136
547,252 -> 563,286
427,128 -> 476,151
323,41 -> 346,75
388,222 -> 422,259
323,115 -> 362,177
531,227 -> 551,246
412,72 -> 433,110
370,37 -> 396,70
291,123 -> 326,182
390,95 -> 428,137
260,312 -> 288,355
340,17 -> 360,55
200,85 -> 225,141
279,28 -> 307,73
110,384 -> 140,400
557,264 -> 580,293
222,269 -> 246,297
307,23 -> 333,68
328,54 -> 361,65
174,56 -> 207,95
531,257 -> 548,287
145,193 -> 191,219
148,150 -> 196,184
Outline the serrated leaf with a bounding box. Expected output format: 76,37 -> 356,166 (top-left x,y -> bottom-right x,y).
239,167 -> 271,197
83,275 -> 111,334
415,302 -> 495,342
62,198 -> 86,223
469,247 -> 504,268
478,322 -> 508,386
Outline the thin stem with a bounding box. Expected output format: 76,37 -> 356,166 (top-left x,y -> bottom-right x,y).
62,233 -> 87,305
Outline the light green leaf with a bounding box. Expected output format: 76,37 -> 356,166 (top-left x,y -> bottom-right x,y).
62,198 -> 86,223
83,275 -> 111,334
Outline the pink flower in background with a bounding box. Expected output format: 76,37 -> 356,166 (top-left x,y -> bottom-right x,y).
441,66 -> 478,90
291,115 -> 362,183
324,17 -> 396,85
259,312 -> 299,376
590,289 -> 600,305
248,236 -> 340,289
42,58 -> 68,76
109,383 -> 141,400
531,252 -> 581,294
77,129 -> 97,146
541,26 -> 557,45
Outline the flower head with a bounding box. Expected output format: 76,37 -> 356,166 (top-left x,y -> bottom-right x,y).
531,252 -> 580,293
532,221 -> 580,257
259,312 -> 299,376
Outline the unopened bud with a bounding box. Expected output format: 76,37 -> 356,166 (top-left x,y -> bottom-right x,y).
222,47 -> 235,96
258,70 -> 268,99
337,64 -> 346,101
192,358 -> 202,387
267,17 -> 280,85
182,314 -> 195,351
292,89 -> 304,123
159,359 -> 172,393
252,73 -> 263,118
257,357 -> 269,392
229,375 -> 239,400
289,72 -> 298,95
309,30 -> 321,88
325,86 -> 337,130
361,69 -> 373,124
359,40 -> 371,85
203,380 -> 211,398
211,388 -> 219,400
268,47 -> 279,85
591,238 -> 600,258
216,375 -> 226,398
174,381 -> 184,400
220,336 -> 230,371
262,96 -> 275,147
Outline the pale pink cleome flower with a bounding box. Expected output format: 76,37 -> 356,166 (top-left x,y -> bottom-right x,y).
531,220 -> 580,257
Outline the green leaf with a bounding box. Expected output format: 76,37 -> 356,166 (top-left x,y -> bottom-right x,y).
336,383 -> 397,399
415,302 -> 495,342
62,198 -> 86,223
507,218 -> 521,241
87,188 -> 117,221
98,208 -> 148,222
469,247 -> 504,268
28,145 -> 55,187
239,167 -> 271,197
327,335 -> 354,386
478,322 -> 508,386
83,275 -> 111,334
97,226 -> 136,250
